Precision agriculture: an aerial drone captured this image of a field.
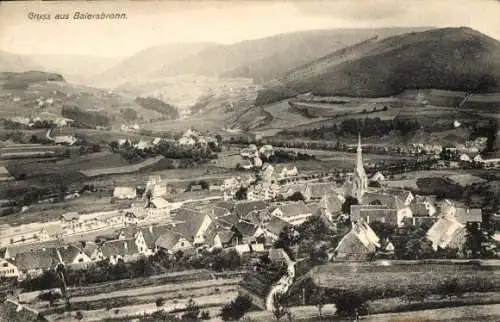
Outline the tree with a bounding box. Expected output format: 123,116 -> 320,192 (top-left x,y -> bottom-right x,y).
156,297 -> 165,309
311,288 -> 327,319
182,298 -> 200,321
438,278 -> 463,301
334,293 -> 367,317
221,295 -> 252,321
75,311 -> 84,321
37,290 -> 62,308
272,292 -> 289,321
342,196 -> 359,215
200,310 -> 210,320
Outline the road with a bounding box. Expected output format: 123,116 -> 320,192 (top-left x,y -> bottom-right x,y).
265,250 -> 295,311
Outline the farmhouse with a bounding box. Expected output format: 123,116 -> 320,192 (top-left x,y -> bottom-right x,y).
274,165 -> 299,179
263,216 -> 291,241
351,207 -> 399,225
369,171 -> 385,183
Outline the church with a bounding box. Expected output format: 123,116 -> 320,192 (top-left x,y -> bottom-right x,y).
343,134 -> 369,201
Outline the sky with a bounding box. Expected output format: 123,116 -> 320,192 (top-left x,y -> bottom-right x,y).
0,0 -> 499,58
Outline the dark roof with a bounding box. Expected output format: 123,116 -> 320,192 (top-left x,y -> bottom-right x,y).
362,192 -> 402,208
233,220 -> 258,237
242,209 -> 270,225
234,200 -> 268,217
266,216 -> 290,237
214,201 -> 235,211
353,208 -> 398,223
215,214 -> 239,229
15,248 -> 60,271
101,239 -> 139,258
208,206 -> 231,218
172,208 -> 208,241
351,205 -> 388,220
140,224 -> 172,247
202,222 -> 220,246
218,230 -> 235,244
410,202 -> 430,217
155,231 -> 183,250
58,245 -> 84,264
3,240 -> 65,259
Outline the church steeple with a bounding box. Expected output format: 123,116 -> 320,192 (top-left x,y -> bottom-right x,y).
353,133 -> 368,199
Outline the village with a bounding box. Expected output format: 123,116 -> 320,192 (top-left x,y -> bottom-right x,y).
0,129 -> 498,321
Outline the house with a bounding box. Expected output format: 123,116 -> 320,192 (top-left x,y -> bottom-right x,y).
135,139 -> 153,150
14,248 -> 61,278
216,230 -> 239,248
0,240 -> 64,260
459,154 -> 471,162
155,231 -> 192,254
0,259 -> 19,279
57,245 -> 92,268
268,248 -> 289,265
351,207 -> 398,225
178,136 -> 196,146
369,171 -> 385,183
270,201 -> 312,226
113,186 -> 137,199
361,192 -> 402,208
80,241 -> 102,262
152,137 -> 162,145
149,197 -> 170,212
454,208 -> 482,225
261,163 -> 275,181
139,224 -> 173,252
263,216 -> 291,241
312,195 -> 343,220
234,200 -> 268,218
242,209 -> 271,227
54,117 -> 73,127
334,222 -> 380,261
274,165 -> 299,179
473,155 -> 484,163
302,183 -> 338,201
145,176 -> 167,198
172,208 -> 213,246
117,227 -> 150,254
231,220 -> 260,244
240,159 -> 253,170
100,239 -> 140,265
426,217 -> 466,251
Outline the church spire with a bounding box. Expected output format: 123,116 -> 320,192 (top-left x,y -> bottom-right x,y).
353,133 -> 368,199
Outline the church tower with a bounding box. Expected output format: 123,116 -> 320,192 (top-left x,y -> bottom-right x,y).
353,133 -> 368,199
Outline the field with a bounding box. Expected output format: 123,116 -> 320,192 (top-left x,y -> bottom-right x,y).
0,196 -> 131,226
309,262 -> 500,297
20,270 -> 243,322
80,155 -> 165,177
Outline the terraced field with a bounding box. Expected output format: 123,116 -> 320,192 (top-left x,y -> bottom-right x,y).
20,270 -> 244,322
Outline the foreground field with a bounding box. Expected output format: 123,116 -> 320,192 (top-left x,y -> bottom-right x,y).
310,262 -> 500,297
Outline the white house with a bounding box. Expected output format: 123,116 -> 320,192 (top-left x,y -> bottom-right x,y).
459,154 -> 471,162
270,201 -> 312,226
0,259 -> 19,279
113,186 -> 137,199
155,231 -> 192,253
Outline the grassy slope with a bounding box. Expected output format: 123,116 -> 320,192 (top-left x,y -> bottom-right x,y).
257,27 -> 500,103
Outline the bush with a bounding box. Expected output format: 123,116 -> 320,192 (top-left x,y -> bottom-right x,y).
221,295 -> 253,321
200,310 -> 210,320
334,293 -> 367,317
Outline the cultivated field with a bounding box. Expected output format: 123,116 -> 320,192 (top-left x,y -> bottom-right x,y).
22,270 -> 243,322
